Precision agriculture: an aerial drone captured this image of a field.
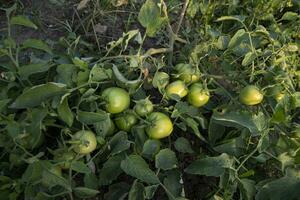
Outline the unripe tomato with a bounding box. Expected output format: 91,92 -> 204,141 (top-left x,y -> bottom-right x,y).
239,85 -> 263,105
175,63 -> 201,84
166,80 -> 188,99
102,87 -> 130,114
73,130 -> 97,154
134,98 -> 154,117
275,92 -> 285,102
146,112 -> 173,139
115,113 -> 137,132
187,83 -> 210,107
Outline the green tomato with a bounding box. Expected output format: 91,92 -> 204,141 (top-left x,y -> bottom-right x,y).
115,113 -> 137,132
175,63 -> 201,84
275,92 -> 285,102
73,130 -> 97,154
187,83 -> 210,107
134,98 -> 154,117
102,87 -> 130,114
146,112 -> 173,139
166,80 -> 188,99
239,85 -> 264,106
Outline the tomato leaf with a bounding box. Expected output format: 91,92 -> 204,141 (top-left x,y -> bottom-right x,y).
11,82 -> 67,109
22,39 -> 52,54
19,63 -> 52,79
185,153 -> 233,177
99,154 -> 125,186
77,110 -> 108,124
10,15 -> 38,29
74,187 -> 99,198
121,155 -> 160,184
242,51 -> 256,66
70,161 -> 91,174
138,0 -> 166,37
155,148 -> 178,170
174,137 -> 194,154
128,180 -> 145,200
228,29 -> 246,49
57,94 -> 73,127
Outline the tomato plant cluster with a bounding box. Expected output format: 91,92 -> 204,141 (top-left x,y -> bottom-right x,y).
0,0 -> 300,200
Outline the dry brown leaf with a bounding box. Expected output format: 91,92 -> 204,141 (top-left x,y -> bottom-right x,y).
114,0 -> 128,7
77,0 -> 90,10
94,23 -> 108,34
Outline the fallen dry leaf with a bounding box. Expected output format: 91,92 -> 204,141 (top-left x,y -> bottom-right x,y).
77,0 -> 90,10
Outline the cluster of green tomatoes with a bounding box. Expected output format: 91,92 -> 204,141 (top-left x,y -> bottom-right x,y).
59,63 -> 267,166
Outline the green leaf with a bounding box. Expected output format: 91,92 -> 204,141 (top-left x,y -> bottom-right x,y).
112,65 -> 142,86
187,0 -> 200,18
214,135 -> 245,157
228,29 -> 246,49
155,148 -> 178,170
70,161 -> 91,174
128,180 -> 145,200
145,185 -> 159,199
77,110 -> 108,124
104,182 -> 130,200
10,15 -> 38,29
216,35 -> 230,50
22,39 -> 52,54
281,12 -> 299,21
163,170 -> 183,199
89,65 -> 112,82
174,137 -> 194,154
109,132 -> 131,155
0,99 -> 11,113
138,0 -> 166,37
84,173 -> 98,190
256,168 -> 300,200
185,117 -> 206,141
185,153 -> 233,177
57,95 -> 73,127
239,179 -> 256,200
121,155 -> 160,184
99,154 -> 125,186
208,118 -> 225,145
11,82 -> 67,109
242,51 -> 256,66
74,187 -> 99,198
142,139 -> 161,158
216,15 -> 246,23
94,112 -> 114,137
212,110 -> 266,135
56,64 -> 77,87
19,63 -> 52,79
